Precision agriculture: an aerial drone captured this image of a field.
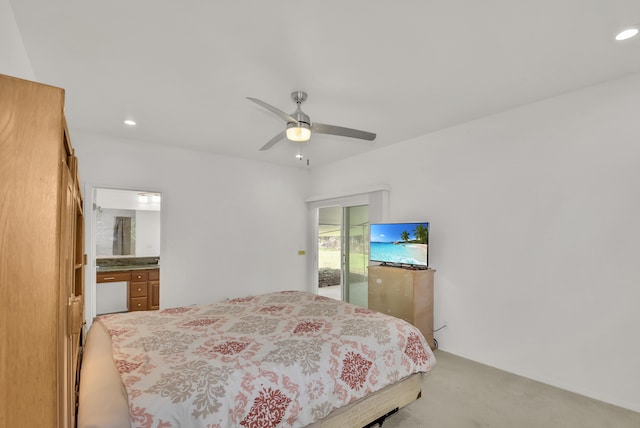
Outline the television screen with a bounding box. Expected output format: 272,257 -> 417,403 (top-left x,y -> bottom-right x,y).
370,222 -> 429,267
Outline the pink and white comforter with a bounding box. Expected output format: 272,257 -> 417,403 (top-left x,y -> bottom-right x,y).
97,291 -> 435,428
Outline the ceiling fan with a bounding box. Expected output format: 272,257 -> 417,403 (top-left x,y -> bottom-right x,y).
247,91 -> 376,151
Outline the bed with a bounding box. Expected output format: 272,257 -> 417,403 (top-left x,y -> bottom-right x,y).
78,290 -> 435,428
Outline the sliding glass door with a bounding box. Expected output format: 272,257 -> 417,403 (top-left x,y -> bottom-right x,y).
343,205 -> 369,307
316,204 -> 368,308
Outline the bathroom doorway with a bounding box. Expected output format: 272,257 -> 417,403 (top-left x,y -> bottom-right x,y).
86,187 -> 161,322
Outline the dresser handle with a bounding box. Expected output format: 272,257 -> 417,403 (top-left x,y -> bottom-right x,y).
137,288 -> 142,292
103,277 -> 115,280
137,303 -> 141,307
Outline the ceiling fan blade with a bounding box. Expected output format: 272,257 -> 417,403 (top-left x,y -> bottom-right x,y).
312,123 -> 376,141
259,131 -> 286,151
247,97 -> 297,123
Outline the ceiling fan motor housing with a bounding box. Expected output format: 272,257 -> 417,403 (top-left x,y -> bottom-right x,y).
290,91 -> 310,125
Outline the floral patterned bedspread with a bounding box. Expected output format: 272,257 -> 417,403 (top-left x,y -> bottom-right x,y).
97,290 -> 436,428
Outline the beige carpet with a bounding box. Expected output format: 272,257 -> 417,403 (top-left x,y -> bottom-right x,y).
382,350 -> 640,428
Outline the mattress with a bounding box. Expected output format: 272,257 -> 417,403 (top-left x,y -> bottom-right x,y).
78,291 -> 435,427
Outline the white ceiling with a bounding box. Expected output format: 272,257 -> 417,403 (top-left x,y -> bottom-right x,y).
10,0 -> 640,168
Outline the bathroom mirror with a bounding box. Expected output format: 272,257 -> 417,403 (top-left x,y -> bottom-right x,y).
94,188 -> 161,258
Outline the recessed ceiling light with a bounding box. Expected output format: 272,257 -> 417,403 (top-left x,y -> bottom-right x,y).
615,27 -> 638,41
124,119 -> 136,126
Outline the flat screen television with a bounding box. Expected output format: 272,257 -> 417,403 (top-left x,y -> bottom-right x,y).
370,222 -> 429,267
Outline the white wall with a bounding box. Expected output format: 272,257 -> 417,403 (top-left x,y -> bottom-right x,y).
0,0 -> 35,80
135,210 -> 161,257
308,73 -> 640,412
73,132 -> 310,314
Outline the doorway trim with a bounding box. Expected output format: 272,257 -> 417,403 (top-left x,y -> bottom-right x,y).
84,183 -> 163,328
305,186 -> 390,294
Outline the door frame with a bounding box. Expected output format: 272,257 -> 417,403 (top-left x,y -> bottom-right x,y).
84,183 -> 163,328
306,186 -> 389,296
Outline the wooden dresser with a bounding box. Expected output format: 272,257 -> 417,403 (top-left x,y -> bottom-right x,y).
368,266 -> 435,349
0,74 -> 85,428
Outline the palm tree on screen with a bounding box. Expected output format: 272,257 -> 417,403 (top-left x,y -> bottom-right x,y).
413,224 -> 429,244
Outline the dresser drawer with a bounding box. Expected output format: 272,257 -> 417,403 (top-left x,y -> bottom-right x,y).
97,272 -> 131,283
131,271 -> 149,282
129,282 -> 147,298
129,297 -> 148,311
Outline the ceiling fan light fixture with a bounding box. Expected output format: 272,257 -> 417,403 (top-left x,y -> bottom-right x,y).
286,122 -> 311,142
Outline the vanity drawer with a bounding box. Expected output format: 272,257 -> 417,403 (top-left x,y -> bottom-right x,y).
97,272 -> 131,283
129,282 -> 147,298
130,297 -> 148,311
131,271 -> 149,282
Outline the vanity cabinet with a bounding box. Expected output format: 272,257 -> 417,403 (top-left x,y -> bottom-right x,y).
149,269 -> 160,310
96,272 -> 131,283
1,74 -> 85,428
97,268 -> 160,312
130,271 -> 149,311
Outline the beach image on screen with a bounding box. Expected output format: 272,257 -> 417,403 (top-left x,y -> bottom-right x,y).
370,222 -> 429,266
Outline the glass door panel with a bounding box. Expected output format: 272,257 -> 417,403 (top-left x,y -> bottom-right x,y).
317,206 -> 342,301
344,205 -> 368,308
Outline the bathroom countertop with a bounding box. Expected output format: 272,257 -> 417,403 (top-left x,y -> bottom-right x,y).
97,265 -> 159,273
96,256 -> 160,273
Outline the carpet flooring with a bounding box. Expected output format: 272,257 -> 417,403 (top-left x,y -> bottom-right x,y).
382,350 -> 640,428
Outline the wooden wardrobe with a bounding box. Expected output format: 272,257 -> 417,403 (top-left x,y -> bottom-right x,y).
0,74 -> 85,428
